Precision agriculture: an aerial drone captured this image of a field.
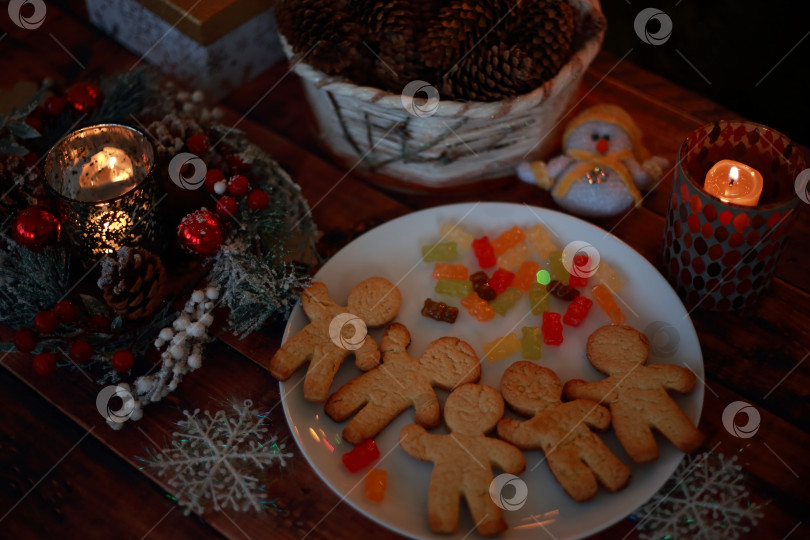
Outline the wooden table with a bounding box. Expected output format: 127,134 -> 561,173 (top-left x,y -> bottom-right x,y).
2,4 -> 808,540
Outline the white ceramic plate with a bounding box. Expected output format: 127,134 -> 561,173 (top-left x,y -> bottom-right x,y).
279,202 -> 704,540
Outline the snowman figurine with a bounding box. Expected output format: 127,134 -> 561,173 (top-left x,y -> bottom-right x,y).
517,104 -> 668,217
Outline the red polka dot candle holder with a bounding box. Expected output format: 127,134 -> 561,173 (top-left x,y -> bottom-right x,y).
663,120 -> 806,311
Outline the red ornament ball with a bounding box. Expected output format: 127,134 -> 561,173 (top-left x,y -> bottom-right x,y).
177,208 -> 225,257
34,311 -> 58,334
66,82 -> 103,113
44,96 -> 66,116
247,189 -> 269,210
13,206 -> 60,251
53,300 -> 78,323
112,350 -> 135,372
228,175 -> 250,197
14,329 -> 37,353
186,134 -> 209,155
216,195 -> 238,218
91,315 -> 112,333
204,169 -> 225,194
69,340 -> 93,364
34,352 -> 58,375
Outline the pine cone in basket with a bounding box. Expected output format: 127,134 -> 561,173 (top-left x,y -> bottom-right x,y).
441,41 -> 539,101
97,247 -> 170,320
146,113 -> 204,160
507,0 -> 577,83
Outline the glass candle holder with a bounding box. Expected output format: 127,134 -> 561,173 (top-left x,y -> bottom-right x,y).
44,124 -> 163,262
663,120 -> 806,311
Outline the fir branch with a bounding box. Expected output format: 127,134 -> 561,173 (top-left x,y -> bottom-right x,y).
0,242 -> 71,327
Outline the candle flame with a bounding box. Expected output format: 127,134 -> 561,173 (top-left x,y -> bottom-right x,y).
729,166 -> 739,185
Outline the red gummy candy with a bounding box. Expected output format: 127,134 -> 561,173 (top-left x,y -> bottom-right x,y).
342,439 -> 380,472
563,296 -> 593,327
542,312 -> 564,345
472,237 -> 496,269
489,268 -> 515,293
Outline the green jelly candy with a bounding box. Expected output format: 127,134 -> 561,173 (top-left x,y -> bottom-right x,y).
529,282 -> 550,315
422,242 -> 458,262
548,251 -> 569,284
490,287 -> 522,316
435,279 -> 472,297
521,327 -> 543,360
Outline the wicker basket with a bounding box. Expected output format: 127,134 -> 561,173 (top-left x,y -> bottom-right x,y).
283,0 -> 606,192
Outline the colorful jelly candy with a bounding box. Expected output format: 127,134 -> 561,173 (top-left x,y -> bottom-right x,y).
461,291 -> 495,322
526,224 -> 558,260
512,260 -> 540,291
421,298 -> 459,323
472,237 -> 497,268
542,312 -> 564,346
594,261 -> 624,292
563,296 -> 593,327
497,243 -> 530,272
440,222 -> 473,250
491,226 -> 525,255
342,439 -> 380,472
567,254 -> 590,288
483,333 -> 522,362
489,268 -> 515,293
433,263 -> 468,281
591,284 -> 626,325
528,282 -> 550,315
490,287 -> 522,316
422,241 -> 458,262
469,271 -> 497,301
548,251 -> 569,284
520,327 -> 543,360
364,468 -> 388,502
435,279 -> 472,297
547,279 -> 580,301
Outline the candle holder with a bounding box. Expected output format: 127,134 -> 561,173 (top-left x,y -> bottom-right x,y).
663,120 -> 806,311
44,124 -> 163,263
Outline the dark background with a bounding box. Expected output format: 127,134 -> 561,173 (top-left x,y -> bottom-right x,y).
599,1 -> 809,145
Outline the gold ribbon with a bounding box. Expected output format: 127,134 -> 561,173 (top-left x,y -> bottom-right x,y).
553,148 -> 642,204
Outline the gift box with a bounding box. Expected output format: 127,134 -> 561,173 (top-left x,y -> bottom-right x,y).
85,0 -> 283,100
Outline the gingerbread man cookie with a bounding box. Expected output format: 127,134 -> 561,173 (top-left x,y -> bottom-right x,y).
563,325 -> 704,463
497,361 -> 630,502
325,322 -> 481,445
400,384 -> 525,536
269,278 -> 401,402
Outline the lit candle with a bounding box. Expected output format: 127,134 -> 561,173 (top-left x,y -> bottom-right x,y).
65,146 -> 137,202
704,159 -> 763,207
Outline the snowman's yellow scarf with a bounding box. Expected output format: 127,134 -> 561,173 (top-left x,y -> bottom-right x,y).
553,148 -> 642,205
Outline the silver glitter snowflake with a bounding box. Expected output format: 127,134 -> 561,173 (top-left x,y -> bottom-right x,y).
145,400 -> 293,515
633,452 -> 763,540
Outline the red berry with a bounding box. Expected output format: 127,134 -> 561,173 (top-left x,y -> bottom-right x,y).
44,96 -> 66,116
112,350 -> 134,372
186,134 -> 209,155
33,352 -> 58,376
14,329 -> 37,353
228,175 -> 250,196
226,153 -> 249,173
53,300 -> 78,323
247,189 -> 269,210
25,117 -> 42,132
69,340 -> 93,364
33,311 -> 58,334
91,315 -> 112,332
216,195 -> 238,218
204,169 -> 225,193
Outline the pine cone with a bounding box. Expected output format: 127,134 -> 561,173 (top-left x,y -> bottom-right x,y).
507,0 -> 576,82
98,247 -> 169,320
419,0 -> 509,73
441,42 -> 539,101
0,154 -> 47,217
146,113 -> 204,160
